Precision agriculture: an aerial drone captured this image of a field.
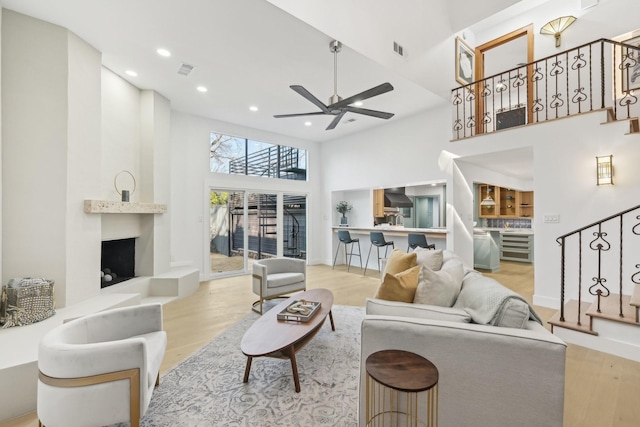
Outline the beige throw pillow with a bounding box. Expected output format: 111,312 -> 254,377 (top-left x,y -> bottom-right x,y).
412,248 -> 444,271
413,262 -> 465,307
375,265 -> 421,303
384,249 -> 417,275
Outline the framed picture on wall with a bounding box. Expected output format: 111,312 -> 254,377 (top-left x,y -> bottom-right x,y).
455,37 -> 475,86
622,34 -> 640,93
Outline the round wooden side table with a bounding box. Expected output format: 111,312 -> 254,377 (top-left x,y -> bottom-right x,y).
365,349 -> 439,427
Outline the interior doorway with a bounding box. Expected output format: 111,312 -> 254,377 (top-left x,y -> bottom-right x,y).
475,24 -> 534,133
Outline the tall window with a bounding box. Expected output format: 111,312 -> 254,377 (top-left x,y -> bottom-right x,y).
210,132 -> 307,181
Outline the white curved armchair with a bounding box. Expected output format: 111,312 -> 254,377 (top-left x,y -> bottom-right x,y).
37,303 -> 166,427
252,258 -> 306,314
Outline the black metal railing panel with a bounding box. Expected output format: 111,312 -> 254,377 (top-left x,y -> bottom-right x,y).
228,146 -> 305,180
451,39 -> 640,140
556,204 -> 640,323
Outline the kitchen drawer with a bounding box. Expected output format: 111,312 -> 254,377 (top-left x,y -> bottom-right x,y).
500,232 -> 533,263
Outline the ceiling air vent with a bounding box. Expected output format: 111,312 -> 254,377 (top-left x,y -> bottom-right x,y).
393,41 -> 407,58
177,62 -> 194,76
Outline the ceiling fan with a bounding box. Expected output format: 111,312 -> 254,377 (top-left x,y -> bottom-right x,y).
274,40 -> 395,130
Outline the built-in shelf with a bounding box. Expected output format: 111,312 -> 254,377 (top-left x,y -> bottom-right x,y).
84,200 -> 167,214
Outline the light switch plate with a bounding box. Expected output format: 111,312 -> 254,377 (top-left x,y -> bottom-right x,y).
544,214 -> 560,223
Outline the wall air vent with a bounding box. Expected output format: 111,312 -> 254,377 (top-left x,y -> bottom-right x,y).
177,63 -> 194,76
393,41 -> 407,58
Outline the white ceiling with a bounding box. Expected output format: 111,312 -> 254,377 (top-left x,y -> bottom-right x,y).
0,0 -> 523,143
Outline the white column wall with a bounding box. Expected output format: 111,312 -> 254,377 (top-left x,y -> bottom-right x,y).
64,31 -> 102,306
139,90 -> 171,276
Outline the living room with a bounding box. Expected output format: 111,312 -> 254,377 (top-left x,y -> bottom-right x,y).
1,0 -> 640,426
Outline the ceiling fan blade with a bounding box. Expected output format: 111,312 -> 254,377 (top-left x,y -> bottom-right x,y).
274,112 -> 327,118
290,85 -> 330,113
326,110 -> 347,130
329,82 -> 394,109
345,106 -> 394,120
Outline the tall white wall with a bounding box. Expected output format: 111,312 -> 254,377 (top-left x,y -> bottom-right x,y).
1,10 -> 102,307
169,111 -> 320,278
64,30 -> 102,306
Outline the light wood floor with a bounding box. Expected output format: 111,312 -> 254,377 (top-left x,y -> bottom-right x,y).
4,261 -> 640,427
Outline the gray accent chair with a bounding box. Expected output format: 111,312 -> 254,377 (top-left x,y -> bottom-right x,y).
251,258 -> 306,314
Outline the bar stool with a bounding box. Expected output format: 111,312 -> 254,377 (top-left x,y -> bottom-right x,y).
407,233 -> 436,252
364,231 -> 394,275
332,230 -> 362,272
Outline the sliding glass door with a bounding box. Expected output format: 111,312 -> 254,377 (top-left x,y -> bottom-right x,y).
209,190 -> 246,275
208,190 -> 307,279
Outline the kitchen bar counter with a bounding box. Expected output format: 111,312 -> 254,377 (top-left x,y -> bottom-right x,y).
331,226 -> 447,272
332,226 -> 447,239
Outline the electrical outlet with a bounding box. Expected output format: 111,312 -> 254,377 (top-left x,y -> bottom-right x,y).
544,214 -> 560,223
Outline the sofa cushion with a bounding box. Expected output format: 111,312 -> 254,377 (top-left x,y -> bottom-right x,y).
413,262 -> 464,307
412,248 -> 444,271
267,272 -> 305,288
366,298 -> 471,323
384,249 -> 417,275
375,265 -> 421,302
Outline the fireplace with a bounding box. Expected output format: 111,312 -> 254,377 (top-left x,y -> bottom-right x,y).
101,238 -> 136,288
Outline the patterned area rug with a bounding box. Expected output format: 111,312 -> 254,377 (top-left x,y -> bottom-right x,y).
117,305 -> 363,427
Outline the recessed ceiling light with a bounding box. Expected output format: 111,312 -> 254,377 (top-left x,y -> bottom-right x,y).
196,86 -> 207,93
249,106 -> 259,112
304,121 -> 312,127
157,48 -> 171,57
354,101 -> 363,107
125,70 -> 138,77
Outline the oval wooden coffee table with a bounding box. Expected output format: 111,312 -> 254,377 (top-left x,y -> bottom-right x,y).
241,288 -> 335,392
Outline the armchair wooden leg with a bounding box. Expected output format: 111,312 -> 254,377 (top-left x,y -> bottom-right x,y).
155,372 -> 160,387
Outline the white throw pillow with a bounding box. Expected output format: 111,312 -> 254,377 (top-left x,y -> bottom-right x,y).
412,248 -> 443,271
413,262 -> 465,307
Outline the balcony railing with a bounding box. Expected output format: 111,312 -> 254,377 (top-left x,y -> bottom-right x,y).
451,39 -> 640,140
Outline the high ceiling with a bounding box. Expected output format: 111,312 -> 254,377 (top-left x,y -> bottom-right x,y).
0,0 -> 523,142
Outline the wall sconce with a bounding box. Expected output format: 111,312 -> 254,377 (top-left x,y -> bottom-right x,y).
540,16 -> 577,48
596,155 -> 613,185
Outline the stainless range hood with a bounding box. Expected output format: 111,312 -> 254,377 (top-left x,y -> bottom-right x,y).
384,187 -> 413,208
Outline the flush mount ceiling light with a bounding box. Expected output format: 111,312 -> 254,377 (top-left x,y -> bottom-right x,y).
196,86 -> 207,93
125,70 -> 138,77
596,155 -> 613,185
304,121 -> 312,127
249,106 -> 259,112
156,48 -> 171,57
540,16 -> 577,48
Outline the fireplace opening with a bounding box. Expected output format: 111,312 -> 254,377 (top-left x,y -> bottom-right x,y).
101,238 -> 136,288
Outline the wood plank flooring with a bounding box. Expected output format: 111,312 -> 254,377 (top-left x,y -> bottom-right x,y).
3,261 -> 640,427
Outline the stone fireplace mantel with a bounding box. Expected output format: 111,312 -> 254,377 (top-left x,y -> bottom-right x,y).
84,200 -> 167,214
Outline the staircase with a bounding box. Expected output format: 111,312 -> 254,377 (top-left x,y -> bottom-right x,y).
549,204 -> 640,361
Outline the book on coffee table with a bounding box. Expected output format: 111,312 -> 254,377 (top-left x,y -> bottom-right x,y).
277,300 -> 321,322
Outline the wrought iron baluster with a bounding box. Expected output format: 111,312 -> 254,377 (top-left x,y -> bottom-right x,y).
532,65 -> 544,122
619,215 -> 623,318
578,232 -> 582,325
589,223 -> 611,312
465,86 -> 476,136
571,50 -> 588,113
